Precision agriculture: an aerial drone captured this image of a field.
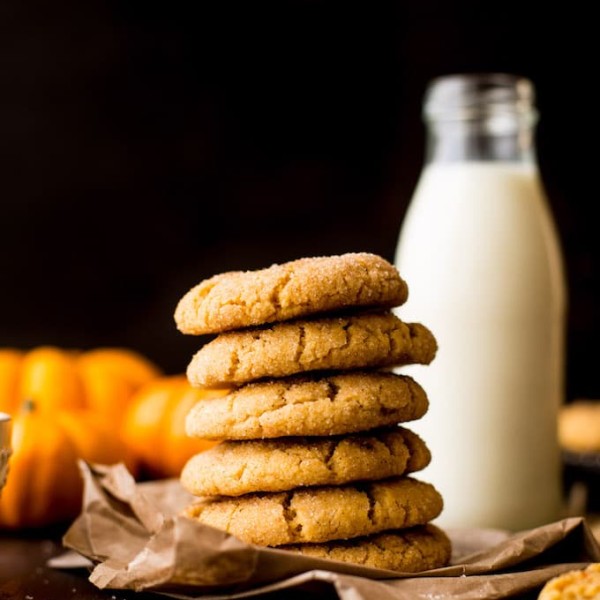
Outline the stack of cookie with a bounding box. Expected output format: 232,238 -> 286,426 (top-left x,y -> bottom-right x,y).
175,253 -> 451,572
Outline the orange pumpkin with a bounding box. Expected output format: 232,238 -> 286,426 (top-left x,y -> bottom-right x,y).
56,410 -> 137,473
0,400 -> 135,528
0,346 -> 161,423
76,348 -> 162,420
0,350 -> 25,413
19,347 -> 85,412
121,376 -> 228,478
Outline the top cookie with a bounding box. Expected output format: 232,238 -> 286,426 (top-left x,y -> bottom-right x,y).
175,253 -> 408,335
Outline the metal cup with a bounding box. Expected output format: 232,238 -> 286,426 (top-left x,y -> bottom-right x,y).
0,412 -> 11,494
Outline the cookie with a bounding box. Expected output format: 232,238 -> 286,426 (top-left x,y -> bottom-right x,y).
180,427 -> 430,497
183,477 -> 443,546
187,312 -> 437,388
185,371 -> 428,440
538,563 -> 600,599
283,524 -> 451,572
559,401 -> 600,453
175,253 -> 408,335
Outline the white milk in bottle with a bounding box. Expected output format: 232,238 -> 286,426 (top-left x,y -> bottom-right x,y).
395,74 -> 566,530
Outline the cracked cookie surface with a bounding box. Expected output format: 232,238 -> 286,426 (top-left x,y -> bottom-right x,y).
187,312 -> 437,387
181,427 -> 430,496
282,524 -> 451,572
183,477 -> 443,546
175,253 -> 408,335
185,371 -> 428,440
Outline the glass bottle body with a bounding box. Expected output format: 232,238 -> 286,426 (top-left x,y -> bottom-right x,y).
394,74 -> 566,530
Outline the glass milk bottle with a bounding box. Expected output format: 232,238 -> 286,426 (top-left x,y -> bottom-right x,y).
394,73 -> 566,530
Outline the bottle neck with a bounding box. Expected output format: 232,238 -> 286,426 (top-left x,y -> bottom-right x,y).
425,112 -> 537,165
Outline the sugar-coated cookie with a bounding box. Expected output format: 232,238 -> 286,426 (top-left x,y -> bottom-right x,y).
183,477 -> 443,546
181,427 -> 430,496
538,563 -> 600,599
283,524 -> 451,572
187,312 -> 437,388
175,253 -> 408,335
185,371 -> 428,440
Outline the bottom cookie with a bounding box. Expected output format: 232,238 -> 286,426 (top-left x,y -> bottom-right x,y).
281,524 -> 451,573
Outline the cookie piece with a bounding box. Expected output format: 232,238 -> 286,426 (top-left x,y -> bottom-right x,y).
175,253 -> 408,335
185,371 -> 428,440
538,563 -> 600,599
187,312 -> 437,388
283,524 -> 451,572
183,477 -> 443,546
181,427 -> 430,497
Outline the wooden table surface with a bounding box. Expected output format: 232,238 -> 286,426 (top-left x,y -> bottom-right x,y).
0,528 -> 334,600
0,527 -> 166,600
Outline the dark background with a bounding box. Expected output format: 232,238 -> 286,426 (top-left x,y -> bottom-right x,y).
1,2 -> 598,399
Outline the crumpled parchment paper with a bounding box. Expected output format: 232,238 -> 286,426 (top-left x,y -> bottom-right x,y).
59,462 -> 600,599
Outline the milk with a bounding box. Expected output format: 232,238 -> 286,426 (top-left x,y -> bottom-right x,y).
394,161 -> 566,530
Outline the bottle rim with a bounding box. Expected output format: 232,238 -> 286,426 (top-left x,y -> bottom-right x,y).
423,72 -> 537,122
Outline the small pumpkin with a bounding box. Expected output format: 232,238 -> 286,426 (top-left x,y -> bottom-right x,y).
0,350 -> 22,413
55,410 -> 137,473
76,348 -> 162,420
121,376 -> 229,478
19,347 -> 85,412
0,400 -> 135,528
0,346 -> 161,423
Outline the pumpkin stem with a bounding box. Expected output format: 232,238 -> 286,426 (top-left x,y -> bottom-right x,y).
21,399 -> 36,414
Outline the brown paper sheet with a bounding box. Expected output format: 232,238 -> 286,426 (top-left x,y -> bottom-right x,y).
61,462 -> 600,599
